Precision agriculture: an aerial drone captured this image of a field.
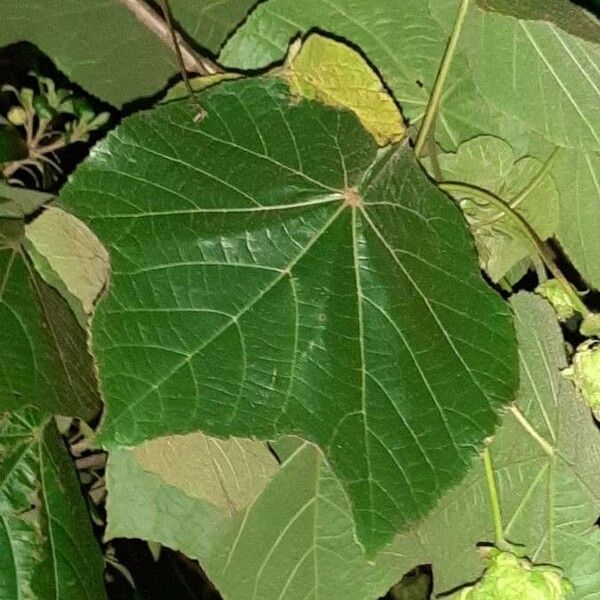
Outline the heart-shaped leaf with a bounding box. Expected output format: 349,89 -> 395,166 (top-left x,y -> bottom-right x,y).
60,76 -> 517,552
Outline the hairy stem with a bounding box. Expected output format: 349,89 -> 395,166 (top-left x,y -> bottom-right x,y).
414,0 -> 470,157
483,447 -> 504,545
439,181 -> 591,317
116,0 -> 220,76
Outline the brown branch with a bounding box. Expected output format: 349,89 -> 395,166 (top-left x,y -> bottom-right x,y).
116,0 -> 221,76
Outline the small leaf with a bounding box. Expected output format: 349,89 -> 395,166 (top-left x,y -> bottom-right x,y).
280,33 -> 406,145
435,136 -> 559,282
0,218 -> 101,419
0,182 -> 52,219
24,206 -> 110,326
60,76 -> 518,553
0,408 -> 106,599
547,149 -> 600,291
535,279 -> 578,321
0,125 -> 28,164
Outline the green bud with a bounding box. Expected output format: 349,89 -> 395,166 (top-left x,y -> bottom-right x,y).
87,111 -> 110,130
563,341 -> 600,416
71,97 -> 94,121
449,549 -> 574,600
7,106 -> 27,126
535,280 -> 577,321
32,95 -> 55,120
580,313 -> 600,338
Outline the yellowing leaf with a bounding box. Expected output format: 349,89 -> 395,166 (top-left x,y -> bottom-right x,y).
280,34 -> 405,146
24,206 -> 109,325
132,431 -> 279,517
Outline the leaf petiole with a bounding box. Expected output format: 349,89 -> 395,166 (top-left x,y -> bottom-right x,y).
482,447 -> 504,545
439,181 -> 591,317
414,0 -> 470,157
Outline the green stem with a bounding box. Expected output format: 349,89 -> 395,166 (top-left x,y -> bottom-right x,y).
483,447 -> 504,545
414,0 -> 470,157
476,147 -> 560,229
439,181 -> 591,317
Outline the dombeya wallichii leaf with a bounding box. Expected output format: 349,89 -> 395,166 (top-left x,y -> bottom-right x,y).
280,33 -> 406,145
0,408 -> 106,599
60,76 -> 518,553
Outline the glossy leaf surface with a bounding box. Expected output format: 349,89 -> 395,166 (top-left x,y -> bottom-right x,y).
60,76 -> 518,552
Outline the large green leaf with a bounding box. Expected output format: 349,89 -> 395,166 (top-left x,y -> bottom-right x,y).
462,2 -> 600,152
1,0 -> 256,106
219,0 -> 497,149
0,408 -> 106,599
59,76 -> 518,552
0,219 -> 100,419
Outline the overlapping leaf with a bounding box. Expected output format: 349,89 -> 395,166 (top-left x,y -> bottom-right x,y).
462,2 -> 600,152
395,293 -> 600,598
433,136 -> 559,282
0,219 -> 100,419
220,0 -> 496,149
24,206 -> 110,327
106,436 -> 414,600
106,294 -> 600,600
0,408 -> 106,599
59,76 -> 517,552
0,0 -> 256,106
0,182 -> 51,219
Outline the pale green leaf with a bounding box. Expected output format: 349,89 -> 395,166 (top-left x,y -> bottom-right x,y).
60,76 -> 518,552
0,219 -> 100,419
106,437 -> 415,600
280,33 -> 406,145
0,182 -> 52,219
131,431 -> 279,516
220,0 -> 497,149
0,408 -> 106,599
463,4 -> 600,151
434,136 -> 559,282
550,149 -> 600,290
0,0 -> 256,106
24,206 -> 109,327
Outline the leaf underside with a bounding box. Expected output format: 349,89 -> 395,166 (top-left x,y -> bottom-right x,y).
60,76 -> 518,553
